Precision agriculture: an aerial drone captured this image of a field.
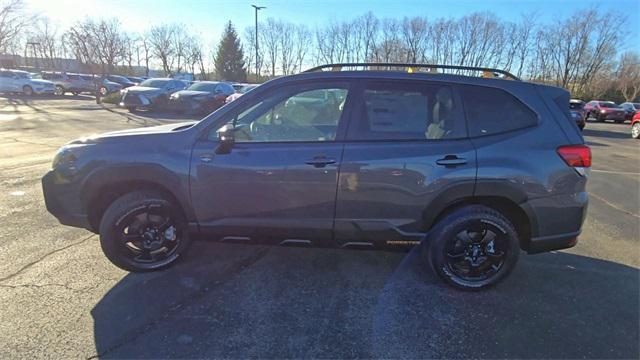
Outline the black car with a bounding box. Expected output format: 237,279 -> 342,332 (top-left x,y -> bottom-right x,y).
43,63 -> 589,290
168,81 -> 235,115
106,75 -> 136,89
119,78 -> 187,112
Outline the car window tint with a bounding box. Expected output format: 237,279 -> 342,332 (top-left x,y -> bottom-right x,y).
350,81 -> 466,140
217,84 -> 349,143
460,85 -> 537,137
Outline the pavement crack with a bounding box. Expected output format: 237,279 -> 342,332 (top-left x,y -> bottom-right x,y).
86,247 -> 270,359
0,234 -> 96,283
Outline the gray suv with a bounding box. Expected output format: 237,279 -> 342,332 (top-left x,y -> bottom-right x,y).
42,63 -> 590,290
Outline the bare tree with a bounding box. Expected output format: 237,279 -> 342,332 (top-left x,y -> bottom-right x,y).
0,0 -> 33,53
617,52 -> 640,101
28,17 -> 62,69
148,24 -> 178,76
292,24 -> 311,72
261,18 -> 281,76
401,16 -> 428,63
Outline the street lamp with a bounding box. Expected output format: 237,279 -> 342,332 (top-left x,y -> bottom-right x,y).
251,4 -> 266,78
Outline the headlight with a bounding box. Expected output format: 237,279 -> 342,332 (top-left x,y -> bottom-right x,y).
52,147 -> 76,169
600,109 -> 606,113
170,93 -> 179,100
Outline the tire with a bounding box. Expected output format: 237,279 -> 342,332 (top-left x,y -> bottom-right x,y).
22,85 -> 33,96
54,85 -> 64,96
99,190 -> 191,272
127,106 -> 136,113
422,205 -> 520,291
99,86 -> 108,96
632,123 -> 640,139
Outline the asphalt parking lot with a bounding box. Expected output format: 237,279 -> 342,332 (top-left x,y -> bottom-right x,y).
0,96 -> 638,359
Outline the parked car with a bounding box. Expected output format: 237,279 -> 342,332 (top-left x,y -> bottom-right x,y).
569,99 -> 586,130
41,72 -> 94,96
584,100 -> 626,123
42,63 -> 590,290
226,84 -> 259,103
119,78 -> 187,112
168,81 -> 235,114
126,76 -> 144,85
105,75 -> 136,89
0,69 -> 55,95
93,76 -> 123,96
631,111 -> 640,139
620,102 -> 640,121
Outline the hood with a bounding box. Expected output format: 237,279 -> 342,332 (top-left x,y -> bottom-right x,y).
124,86 -> 163,94
69,121 -> 197,144
173,90 -> 211,98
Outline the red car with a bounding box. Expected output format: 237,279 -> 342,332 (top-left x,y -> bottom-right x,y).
584,100 -> 626,123
631,112 -> 640,139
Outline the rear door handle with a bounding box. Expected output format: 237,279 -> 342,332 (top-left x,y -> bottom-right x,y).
200,154 -> 214,163
305,157 -> 336,168
436,155 -> 467,166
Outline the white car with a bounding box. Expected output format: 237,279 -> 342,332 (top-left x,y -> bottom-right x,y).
0,69 -> 55,96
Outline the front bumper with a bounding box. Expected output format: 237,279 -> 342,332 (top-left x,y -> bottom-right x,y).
602,112 -> 625,120
42,170 -> 92,230
119,93 -> 152,108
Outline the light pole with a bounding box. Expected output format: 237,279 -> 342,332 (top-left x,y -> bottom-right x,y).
251,4 -> 266,79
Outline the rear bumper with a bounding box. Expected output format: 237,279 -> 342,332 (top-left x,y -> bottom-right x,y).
42,170 -> 92,230
521,191 -> 588,253
527,231 -> 580,253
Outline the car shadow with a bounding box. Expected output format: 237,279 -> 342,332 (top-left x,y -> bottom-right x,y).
91,242 -> 639,359
583,128 -> 630,140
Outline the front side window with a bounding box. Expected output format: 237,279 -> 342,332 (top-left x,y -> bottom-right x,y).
214,83 -> 349,143
460,85 -> 537,137
349,81 -> 466,140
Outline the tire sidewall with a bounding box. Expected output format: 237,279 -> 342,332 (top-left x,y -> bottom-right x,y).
23,86 -> 33,96
99,191 -> 191,272
425,206 -> 520,290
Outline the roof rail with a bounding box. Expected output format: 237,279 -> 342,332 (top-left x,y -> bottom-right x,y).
303,63 -> 521,81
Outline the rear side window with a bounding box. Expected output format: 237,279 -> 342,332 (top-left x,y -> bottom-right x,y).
350,81 -> 467,140
460,85 -> 537,137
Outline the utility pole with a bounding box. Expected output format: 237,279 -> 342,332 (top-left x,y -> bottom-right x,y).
251,4 -> 266,79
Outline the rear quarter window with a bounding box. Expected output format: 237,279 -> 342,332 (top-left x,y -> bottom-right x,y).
460,85 -> 537,137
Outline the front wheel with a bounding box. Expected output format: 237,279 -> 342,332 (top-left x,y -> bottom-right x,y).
22,85 -> 33,96
423,205 -> 520,290
54,85 -> 64,96
632,123 -> 640,139
99,86 -> 108,96
99,190 -> 191,272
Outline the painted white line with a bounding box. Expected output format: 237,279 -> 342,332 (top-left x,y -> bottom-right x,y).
9,191 -> 25,196
590,192 -> 640,219
591,169 -> 640,176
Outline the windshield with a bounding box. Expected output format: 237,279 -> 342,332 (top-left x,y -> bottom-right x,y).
633,103 -> 640,110
187,82 -> 218,92
599,102 -> 619,108
241,85 -> 258,93
139,79 -> 170,88
569,102 -> 584,110
108,75 -> 132,83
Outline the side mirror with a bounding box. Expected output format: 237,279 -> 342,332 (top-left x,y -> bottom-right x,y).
215,124 -> 235,154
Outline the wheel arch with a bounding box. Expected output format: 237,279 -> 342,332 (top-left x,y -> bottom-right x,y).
423,183 -> 536,251
81,166 -> 193,232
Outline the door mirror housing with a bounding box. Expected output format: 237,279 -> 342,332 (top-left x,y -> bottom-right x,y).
215,124 -> 235,154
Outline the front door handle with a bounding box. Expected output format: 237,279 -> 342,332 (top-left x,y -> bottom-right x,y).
200,154 -> 214,163
436,155 -> 467,167
305,157 -> 336,168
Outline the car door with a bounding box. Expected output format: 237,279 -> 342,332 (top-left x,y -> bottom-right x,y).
190,80 -> 354,244
0,71 -> 13,92
334,79 -> 476,248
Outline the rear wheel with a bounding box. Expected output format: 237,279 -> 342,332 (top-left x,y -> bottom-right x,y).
22,85 -> 33,96
632,123 -> 640,139
54,85 -> 64,96
423,205 -> 520,290
99,190 -> 191,272
99,86 -> 108,96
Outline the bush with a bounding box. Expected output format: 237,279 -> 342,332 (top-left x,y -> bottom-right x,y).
101,92 -> 121,104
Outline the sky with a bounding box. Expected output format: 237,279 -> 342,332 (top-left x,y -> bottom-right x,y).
25,0 -> 640,50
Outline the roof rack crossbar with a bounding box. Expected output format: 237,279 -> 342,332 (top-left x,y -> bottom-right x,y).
303,63 -> 521,81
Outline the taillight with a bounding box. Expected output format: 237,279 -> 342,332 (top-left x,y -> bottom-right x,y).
557,145 -> 591,168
